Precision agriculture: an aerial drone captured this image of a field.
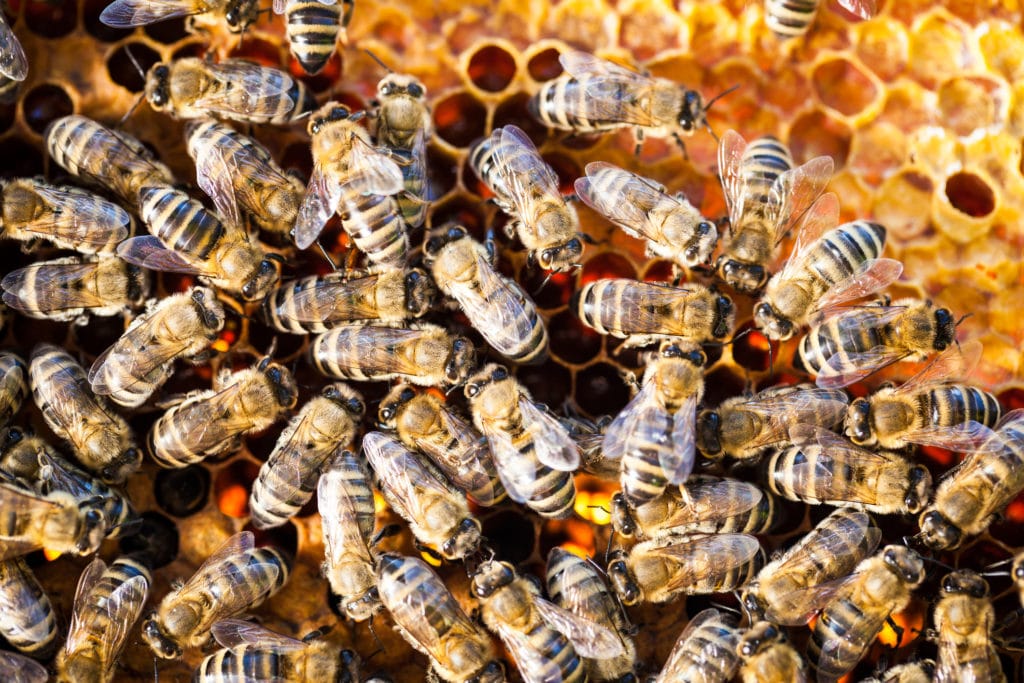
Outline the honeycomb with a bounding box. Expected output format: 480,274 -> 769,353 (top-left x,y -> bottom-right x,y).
2,0 -> 1024,680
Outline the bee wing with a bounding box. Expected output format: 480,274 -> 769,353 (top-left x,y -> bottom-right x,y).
676,477 -> 764,527
2,261 -> 111,314
0,484 -> 61,559
431,413 -> 503,507
452,262 -> 544,362
345,136 -> 407,196
64,558 -> 107,653
211,618 -> 307,651
17,183 -> 130,248
196,62 -> 294,118
765,573 -> 862,626
836,0 -> 876,20
272,0 -> 288,13
0,651 -> 47,683
558,51 -> 662,127
816,345 -> 909,389
68,573 -> 149,667
294,165 -> 343,250
169,381 -> 271,454
735,386 -> 849,432
0,15 -> 28,80
492,126 -> 566,220
363,431 -> 457,520
37,451 -> 91,499
492,621 -> 568,683
652,534 -> 762,594
534,596 -> 625,659
194,531 -> 254,574
191,132 -> 248,229
718,130 -> 750,227
791,425 -> 908,505
893,339 -> 983,395
666,395 -> 698,485
279,275 -> 370,323
773,193 -> 840,281
32,353 -> 113,447
812,258 -> 904,320
768,156 -> 834,242
483,426 -> 537,504
576,163 -> 668,235
899,421 -> 997,451
117,235 -> 204,275
99,0 -> 199,26
602,380 -> 661,464
519,398 -> 581,471
662,608 -> 725,659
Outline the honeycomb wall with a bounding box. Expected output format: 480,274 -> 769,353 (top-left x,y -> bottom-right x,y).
2,0 -> 1024,681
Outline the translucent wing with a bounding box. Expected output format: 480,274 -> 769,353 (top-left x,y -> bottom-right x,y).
836,0 -> 876,20
0,484 -> 63,559
650,533 -> 762,594
422,408 -> 503,507
519,398 -> 581,471
280,275 -> 379,324
658,608 -> 734,682
37,452 -> 92,499
362,431 -> 458,522
190,129 -> 246,228
718,130 -> 750,227
765,509 -> 879,588
492,620 -> 566,683
195,62 -> 294,118
211,618 -> 306,651
576,163 -> 671,236
0,14 -> 28,81
665,395 -> 698,485
176,533 -> 280,615
730,387 -> 849,450
484,425 -> 537,504
64,557 -> 108,654
31,352 -> 103,451
0,651 -> 47,683
602,380 -> 661,464
816,345 -> 908,389
812,258 -> 904,320
272,0 -> 288,13
19,183 -> 130,248
68,573 -> 149,666
318,455 -> 374,569
100,0 -> 201,26
672,476 -> 764,529
900,421 -> 997,451
769,155 -> 834,242
161,381 -> 266,455
773,193 -> 841,282
894,340 -> 983,395
2,261 -> 112,313
558,51 -> 662,127
534,596 -> 624,659
492,126 -> 565,223
765,573 -> 861,626
117,236 -> 204,275
343,136 -> 406,196
788,425 -> 907,505
293,165 -> 343,249
194,531 -> 254,575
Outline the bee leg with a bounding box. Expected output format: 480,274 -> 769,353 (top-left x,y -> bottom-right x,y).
414,540 -> 445,563
316,241 -> 339,271
341,0 -> 355,27
371,523 -> 402,547
672,132 -> 690,161
885,614 -> 905,647
484,229 -> 498,267
632,128 -> 645,157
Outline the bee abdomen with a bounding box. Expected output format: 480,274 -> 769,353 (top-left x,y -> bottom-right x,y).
250,446 -> 333,529
530,77 -> 601,132
765,0 -> 819,38
197,645 -> 284,681
808,598 -> 867,678
621,446 -> 671,505
527,623 -> 586,682
340,193 -> 409,270
0,352 -> 27,427
285,0 -> 342,75
813,221 -> 886,287
0,558 -> 57,659
741,136 -> 793,206
141,187 -> 225,258
925,385 -> 1002,429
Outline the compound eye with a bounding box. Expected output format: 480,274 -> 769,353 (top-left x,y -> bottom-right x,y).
492,366 -> 508,381
408,83 -> 425,97
465,384 -> 479,398
348,398 -> 364,415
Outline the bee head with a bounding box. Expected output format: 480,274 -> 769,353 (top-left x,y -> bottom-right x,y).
464,364 -> 508,399
933,306 -> 957,350
695,409 -> 722,457
753,302 -> 793,341
661,343 -> 705,367
609,493 -> 637,537
146,64 -> 171,109
191,287 -> 225,331
712,293 -> 736,339
606,550 -> 641,605
241,257 -> 280,301
740,586 -> 767,623
141,615 -> 181,659
845,398 -> 874,446
443,517 -> 482,559
941,570 -> 988,598
471,560 -> 515,598
323,383 -> 365,418
404,269 -> 437,317
223,0 -> 256,31
99,446 -> 142,484
378,74 -> 427,100
424,224 -> 467,259
445,336 -> 477,386
309,104 -> 352,135
264,362 -> 299,409
904,465 -> 932,514
472,661 -> 507,683
881,545 -> 925,586
378,385 -> 416,426
343,587 -> 382,622
716,255 -> 767,294
739,621 -> 780,657
537,237 -> 583,273
677,89 -> 707,134
917,510 -> 960,550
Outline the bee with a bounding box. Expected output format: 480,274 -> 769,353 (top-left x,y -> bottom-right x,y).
147,354 -> 297,468
54,556 -> 150,683
574,162 -> 718,269
318,449 -> 382,621
696,383 -> 849,461
0,178 -> 131,254
606,532 -> 763,605
29,344 -> 141,483
845,340 -> 1002,451
765,0 -> 877,40
45,115 -> 175,207
425,224 -> 548,364
794,298 -> 959,389
309,323 -> 476,387
766,425 -> 932,515
144,58 -> 316,125
0,483 -> 108,560
741,507 -> 880,625
185,119 -> 306,237
196,619 -> 362,682
0,352 -> 27,429
753,193 -> 903,340
260,268 -> 436,334
374,70 -> 431,228
464,364 -> 579,519
0,11 -> 27,103
33,449 -> 138,539
917,409 -> 1024,550
378,383 -> 506,507
117,185 -> 281,301
716,130 -> 833,294
249,382 -> 364,529
736,621 -> 807,683
376,553 -> 505,683
100,0 -> 257,32
469,125 -> 582,272
861,661 -> 936,683
808,545 -> 925,683
932,570 -> 1004,683
573,278 -> 735,348
545,547 -> 637,682
293,103 -> 409,267
0,557 -> 57,659
141,531 -> 290,658
610,474 -> 778,540
276,0 -> 353,74
529,51 -> 721,154
604,342 -> 705,505
559,413 -> 617,480
87,286 -> 226,409
650,608 -> 741,683
472,559 -> 624,683
2,256 -> 150,324
0,651 -> 47,683
363,431 -> 481,560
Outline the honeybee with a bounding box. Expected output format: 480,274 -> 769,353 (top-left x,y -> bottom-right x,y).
29,344 -> 141,483
260,268 -> 436,334
469,125 -> 582,272
141,531 -> 290,658
472,559 -> 624,683
573,278 -> 735,348
794,298 -> 959,389
767,425 -> 932,515
861,661 -> 936,683
716,130 -> 833,293
293,103 -> 409,267
916,409 -> 1024,550
808,545 -> 925,683
529,51 -> 720,153
546,547 -> 637,682
318,449 -> 382,621
277,0 -> 353,74
88,286 -> 225,409
55,556 -> 150,683
464,364 -> 579,519
374,71 -> 431,228
696,383 -> 848,461
196,619 -> 362,682
376,553 -> 505,683
118,185 -> 281,301
0,178 -> 131,254
0,11 -> 28,104
34,449 -> 138,539
932,570 -> 1004,683
185,119 -> 306,237
605,342 -> 705,505
363,431 -> 481,560
559,413 -> 617,479
610,474 -> 778,540
0,651 -> 47,683
0,426 -> 60,481
845,340 -> 1002,451
0,483 -> 108,560
144,58 -> 316,125
575,163 -> 718,269
425,224 -> 549,364
765,0 -> 877,39
0,352 -> 27,429
741,507 -> 880,625
650,608 -> 741,683
606,532 -> 763,605
100,0 -> 257,31
0,557 -> 56,659
753,193 -> 903,340
309,323 -> 476,387
2,256 -> 150,324
737,621 -> 807,683
378,383 -> 506,507
45,115 -> 175,207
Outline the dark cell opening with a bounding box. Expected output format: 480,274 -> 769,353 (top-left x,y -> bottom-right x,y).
429,195 -> 487,238
518,266 -> 574,309
433,92 -> 487,148
0,99 -> 15,132
155,465 -> 211,518
575,362 -> 630,417
467,44 -> 517,93
493,92 -> 547,143
426,145 -> 458,200
527,48 -> 563,82
542,152 -> 581,196
732,322 -> 772,372
70,314 -> 125,357
214,459 -> 261,519
944,171 -> 995,218
580,252 -> 637,286
482,509 -> 536,565
549,310 -> 602,364
22,83 -> 73,135
701,365 -> 747,408
119,511 -> 180,569
83,0 -> 133,41
812,57 -> 878,118
144,16 -> 188,44
517,359 -> 571,410
10,308 -> 65,346
0,137 -> 43,179
172,41 -> 209,60
246,519 -> 299,562
24,0 -> 76,37
107,42 -> 161,94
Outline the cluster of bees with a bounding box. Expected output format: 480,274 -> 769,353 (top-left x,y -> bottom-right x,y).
1,0 -> 1023,681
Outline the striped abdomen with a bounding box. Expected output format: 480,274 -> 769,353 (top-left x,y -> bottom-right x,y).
661,614 -> 741,682
621,438 -> 674,505
917,385 -> 1002,433
529,76 -> 615,133
339,191 -> 408,270
260,272 -> 396,334
147,390 -> 230,468
468,135 -> 515,209
141,186 -> 225,261
794,314 -> 886,375
808,592 -> 884,680
519,614 -> 586,683
505,416 -> 576,518
284,0 -> 341,75
765,0 -> 820,38
0,558 -> 56,659
739,136 -> 793,214
806,221 -> 886,289
0,352 -> 27,428
2,258 -> 148,323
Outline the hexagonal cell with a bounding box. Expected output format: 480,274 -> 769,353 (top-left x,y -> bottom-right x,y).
526,46 -> 563,82
580,251 -> 637,285
23,0 -> 76,38
907,10 -> 973,89
517,359 -> 572,409
932,170 -> 997,244
433,91 -> 487,148
493,92 -> 547,141
465,42 -> 518,93
811,55 -> 881,119
787,108 -> 852,168
847,122 -> 906,186
938,75 -> 1005,137
215,459 -> 262,519
0,137 -> 44,179
548,309 -> 602,364
619,0 -> 687,62
83,0 -> 132,41
107,42 -> 162,93
155,466 -> 212,518
574,361 -> 630,417
119,511 -> 180,569
21,83 -> 74,135
854,15 -> 909,82
873,167 -> 935,242
979,20 -> 1024,83
144,16 -> 189,45
483,509 -> 537,565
